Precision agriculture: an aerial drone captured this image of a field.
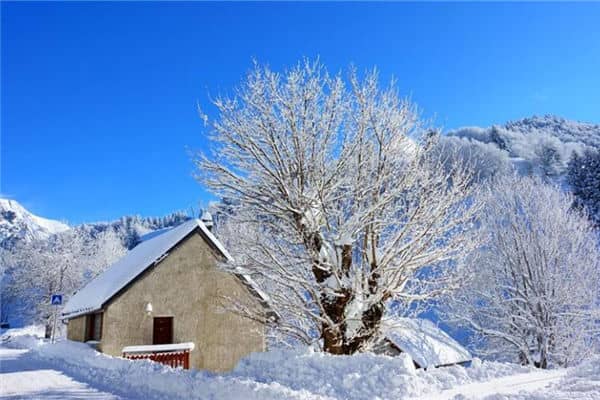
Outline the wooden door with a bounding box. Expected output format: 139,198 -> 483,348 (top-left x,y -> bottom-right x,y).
153,317 -> 173,345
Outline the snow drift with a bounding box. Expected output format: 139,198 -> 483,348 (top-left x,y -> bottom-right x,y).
2,329 -> 538,400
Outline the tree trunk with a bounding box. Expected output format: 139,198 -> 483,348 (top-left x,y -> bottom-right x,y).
44,321 -> 53,339
321,294 -> 384,354
321,288 -> 350,354
297,218 -> 385,354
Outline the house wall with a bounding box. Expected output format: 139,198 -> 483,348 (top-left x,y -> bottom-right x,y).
97,231 -> 265,372
66,315 -> 86,342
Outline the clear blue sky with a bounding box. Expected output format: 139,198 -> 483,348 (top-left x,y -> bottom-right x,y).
2,2 -> 599,224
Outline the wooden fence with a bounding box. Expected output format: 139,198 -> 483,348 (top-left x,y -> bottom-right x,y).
123,349 -> 191,369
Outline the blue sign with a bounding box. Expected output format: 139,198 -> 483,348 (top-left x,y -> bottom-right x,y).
51,294 -> 62,305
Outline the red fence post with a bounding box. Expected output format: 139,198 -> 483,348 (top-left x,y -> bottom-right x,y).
122,349 -> 191,370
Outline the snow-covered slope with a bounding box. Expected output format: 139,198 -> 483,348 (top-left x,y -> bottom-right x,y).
443,115 -> 600,180
0,198 -> 69,248
505,115 -> 600,148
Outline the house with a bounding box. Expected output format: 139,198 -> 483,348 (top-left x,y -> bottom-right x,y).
62,218 -> 271,372
374,318 -> 471,369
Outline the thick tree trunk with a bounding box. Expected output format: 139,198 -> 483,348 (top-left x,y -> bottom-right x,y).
297,217 -> 385,354
321,299 -> 385,354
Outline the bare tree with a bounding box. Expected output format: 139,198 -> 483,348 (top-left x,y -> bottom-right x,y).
3,228 -> 124,336
446,175 -> 600,368
197,60 -> 481,354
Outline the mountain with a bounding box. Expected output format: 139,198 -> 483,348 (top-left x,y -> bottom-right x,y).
504,115 -> 600,149
442,115 -> 600,181
0,198 -> 192,252
0,199 -> 69,248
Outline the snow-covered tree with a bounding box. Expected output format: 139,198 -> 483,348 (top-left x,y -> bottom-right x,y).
3,228 -> 124,336
433,135 -> 512,183
197,60 -> 481,354
534,141 -> 562,180
446,175 -> 600,368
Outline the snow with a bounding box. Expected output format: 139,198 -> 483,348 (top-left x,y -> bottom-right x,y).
1,332 -> 326,400
0,325 -> 45,338
122,342 -> 195,354
138,226 -> 173,242
62,219 -> 201,318
0,198 -> 69,243
62,219 -> 268,319
414,369 -> 567,400
0,347 -> 118,399
445,115 -> 600,182
232,348 -> 530,400
234,267 -> 272,303
382,318 -> 472,368
200,211 -> 213,228
0,198 -> 69,235
2,326 -> 600,400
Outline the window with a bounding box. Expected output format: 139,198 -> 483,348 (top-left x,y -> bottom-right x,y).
85,313 -> 102,341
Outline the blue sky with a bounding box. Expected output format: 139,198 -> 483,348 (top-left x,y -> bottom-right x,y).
2,2 -> 599,224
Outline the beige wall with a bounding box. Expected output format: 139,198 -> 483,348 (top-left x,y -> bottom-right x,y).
82,231 -> 264,372
66,315 -> 86,342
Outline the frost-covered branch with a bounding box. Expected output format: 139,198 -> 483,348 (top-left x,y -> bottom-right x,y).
197,60 -> 481,354
445,175 -> 600,368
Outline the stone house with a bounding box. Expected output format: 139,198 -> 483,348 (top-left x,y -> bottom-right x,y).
62,218 -> 271,372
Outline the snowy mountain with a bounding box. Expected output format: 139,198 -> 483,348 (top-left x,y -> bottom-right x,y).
0,198 -> 191,251
442,115 -> 600,181
0,199 -> 69,248
504,115 -> 600,149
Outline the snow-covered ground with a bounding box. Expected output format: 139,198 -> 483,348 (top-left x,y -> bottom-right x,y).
1,327 -> 599,400
0,348 -> 119,399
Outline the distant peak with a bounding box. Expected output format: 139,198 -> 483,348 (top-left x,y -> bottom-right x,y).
0,198 -> 70,246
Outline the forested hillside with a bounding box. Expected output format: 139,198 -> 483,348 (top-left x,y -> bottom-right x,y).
440,115 -> 600,224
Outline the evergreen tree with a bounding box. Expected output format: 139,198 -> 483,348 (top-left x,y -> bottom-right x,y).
490,125 -> 509,151
536,143 -> 562,180
567,150 -> 600,226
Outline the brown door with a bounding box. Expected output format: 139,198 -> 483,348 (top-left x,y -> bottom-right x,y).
153,317 -> 173,345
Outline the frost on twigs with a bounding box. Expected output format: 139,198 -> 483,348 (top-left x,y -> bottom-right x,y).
196,59 -> 481,354
445,175 -> 600,368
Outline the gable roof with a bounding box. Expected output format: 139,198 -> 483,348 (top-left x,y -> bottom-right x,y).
382,318 -> 471,368
62,219 -> 270,319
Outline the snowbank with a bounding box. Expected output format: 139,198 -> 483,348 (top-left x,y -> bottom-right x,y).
2,334 -> 326,400
3,327 -> 539,400
0,324 -> 45,339
232,349 -> 532,399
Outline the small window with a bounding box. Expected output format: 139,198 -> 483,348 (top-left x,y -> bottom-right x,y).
85,313 -> 102,341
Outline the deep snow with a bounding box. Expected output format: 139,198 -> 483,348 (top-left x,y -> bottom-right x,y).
0,347 -> 119,399
1,327 -> 599,400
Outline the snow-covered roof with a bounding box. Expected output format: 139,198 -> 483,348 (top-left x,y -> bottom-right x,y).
382,318 -> 471,368
63,219 -> 268,319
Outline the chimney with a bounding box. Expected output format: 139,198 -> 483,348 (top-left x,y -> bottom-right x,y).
200,211 -> 214,231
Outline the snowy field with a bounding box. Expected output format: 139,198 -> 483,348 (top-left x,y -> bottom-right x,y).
1,327 -> 599,400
